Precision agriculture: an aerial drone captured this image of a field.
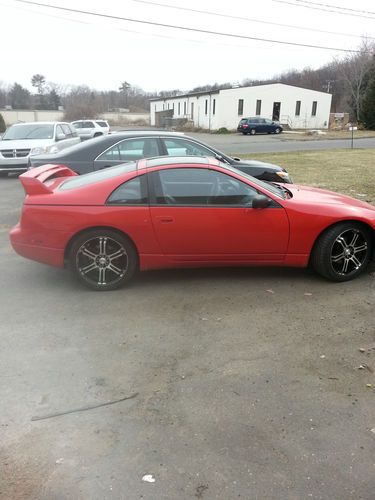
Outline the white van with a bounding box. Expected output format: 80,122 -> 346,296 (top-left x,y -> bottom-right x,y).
0,122 -> 80,177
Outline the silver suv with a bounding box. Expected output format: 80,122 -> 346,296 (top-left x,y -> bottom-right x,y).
0,121 -> 80,177
71,120 -> 110,140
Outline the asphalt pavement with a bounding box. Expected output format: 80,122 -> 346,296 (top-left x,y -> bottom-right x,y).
188,132 -> 375,155
1,175 -> 375,499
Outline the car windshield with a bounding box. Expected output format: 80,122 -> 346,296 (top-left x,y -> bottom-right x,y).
59,162 -> 137,191
2,124 -> 54,140
220,164 -> 285,199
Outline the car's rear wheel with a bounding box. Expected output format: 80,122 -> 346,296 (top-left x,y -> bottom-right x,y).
311,222 -> 372,282
93,132 -> 103,138
70,229 -> 138,290
274,128 -> 281,134
249,129 -> 256,135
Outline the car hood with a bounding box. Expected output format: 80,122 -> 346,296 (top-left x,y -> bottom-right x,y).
287,184 -> 375,211
234,159 -> 285,171
0,139 -> 53,149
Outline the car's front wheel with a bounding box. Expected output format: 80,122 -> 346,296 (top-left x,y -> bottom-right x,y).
69,229 -> 138,290
311,222 -> 372,282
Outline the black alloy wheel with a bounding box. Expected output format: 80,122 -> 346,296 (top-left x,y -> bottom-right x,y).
312,222 -> 372,282
70,229 -> 138,290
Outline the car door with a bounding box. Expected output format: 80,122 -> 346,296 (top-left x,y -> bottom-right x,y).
257,119 -> 267,133
93,137 -> 161,171
149,166 -> 289,261
80,121 -> 96,139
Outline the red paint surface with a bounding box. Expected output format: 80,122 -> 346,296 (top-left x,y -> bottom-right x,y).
10,161 -> 375,274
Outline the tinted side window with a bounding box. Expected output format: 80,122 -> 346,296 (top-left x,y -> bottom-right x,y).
61,124 -> 72,137
154,168 -> 257,206
107,175 -> 148,205
98,145 -> 121,161
163,138 -> 213,157
118,138 -> 159,161
56,124 -> 65,138
84,121 -> 95,128
72,122 -> 82,129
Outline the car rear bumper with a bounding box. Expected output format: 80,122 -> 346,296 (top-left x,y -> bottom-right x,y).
10,224 -> 64,267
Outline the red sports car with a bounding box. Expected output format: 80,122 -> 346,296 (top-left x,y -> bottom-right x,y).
10,157 -> 375,290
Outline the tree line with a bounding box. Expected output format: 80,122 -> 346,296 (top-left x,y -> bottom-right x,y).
1,40 -> 375,127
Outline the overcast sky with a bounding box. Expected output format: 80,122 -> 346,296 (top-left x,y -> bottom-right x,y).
1,0 -> 374,93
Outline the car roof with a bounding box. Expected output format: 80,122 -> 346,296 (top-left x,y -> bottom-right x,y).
138,155 -> 220,170
10,121 -> 64,126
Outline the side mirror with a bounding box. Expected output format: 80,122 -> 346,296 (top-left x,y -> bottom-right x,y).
56,133 -> 65,141
252,194 -> 271,209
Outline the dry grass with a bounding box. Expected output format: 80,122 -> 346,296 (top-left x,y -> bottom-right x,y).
241,148 -> 375,204
283,130 -> 375,141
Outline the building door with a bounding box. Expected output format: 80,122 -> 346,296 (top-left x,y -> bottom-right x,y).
272,102 -> 281,121
191,102 -> 194,121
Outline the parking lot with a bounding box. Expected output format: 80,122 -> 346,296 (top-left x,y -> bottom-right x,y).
1,174 -> 375,499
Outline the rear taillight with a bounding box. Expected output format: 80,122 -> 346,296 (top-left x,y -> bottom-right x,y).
243,124 -> 248,128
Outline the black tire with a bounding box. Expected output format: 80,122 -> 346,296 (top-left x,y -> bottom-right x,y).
242,132 -> 247,135
69,229 -> 138,290
249,129 -> 256,135
274,128 -> 281,134
93,132 -> 103,138
311,222 -> 372,282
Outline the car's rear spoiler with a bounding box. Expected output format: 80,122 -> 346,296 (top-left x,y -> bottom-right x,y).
19,164 -> 78,195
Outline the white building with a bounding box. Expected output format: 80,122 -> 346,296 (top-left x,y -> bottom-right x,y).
150,83 -> 332,130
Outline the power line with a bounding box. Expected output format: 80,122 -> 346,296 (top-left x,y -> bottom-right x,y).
2,1 -> 257,49
272,0 -> 375,19
129,0 -> 375,41
14,0 -> 365,53
293,0 -> 375,16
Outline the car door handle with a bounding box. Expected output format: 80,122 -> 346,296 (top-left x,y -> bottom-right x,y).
156,216 -> 174,223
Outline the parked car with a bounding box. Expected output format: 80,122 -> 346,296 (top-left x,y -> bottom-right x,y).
29,131 -> 292,183
11,158 -> 375,290
71,120 -> 110,140
237,118 -> 283,135
0,122 -> 80,177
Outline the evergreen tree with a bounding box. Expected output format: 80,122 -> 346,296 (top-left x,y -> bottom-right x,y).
0,113 -> 5,133
10,83 -> 31,109
360,69 -> 375,129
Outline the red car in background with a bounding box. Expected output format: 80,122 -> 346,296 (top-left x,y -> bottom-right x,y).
10,157 -> 375,290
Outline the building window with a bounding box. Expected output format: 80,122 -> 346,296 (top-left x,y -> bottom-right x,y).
162,104 -> 165,110
172,103 -> 174,111
213,99 -> 216,115
312,101 -> 317,116
256,100 -> 261,116
178,102 -> 180,115
238,99 -> 244,115
184,102 -> 187,115
295,101 -> 301,116
205,99 -> 208,115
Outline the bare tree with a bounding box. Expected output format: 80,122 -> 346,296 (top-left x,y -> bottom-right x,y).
334,39 -> 375,121
63,86 -> 105,121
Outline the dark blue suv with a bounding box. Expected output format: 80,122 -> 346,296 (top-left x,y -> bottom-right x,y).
237,117 -> 283,136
